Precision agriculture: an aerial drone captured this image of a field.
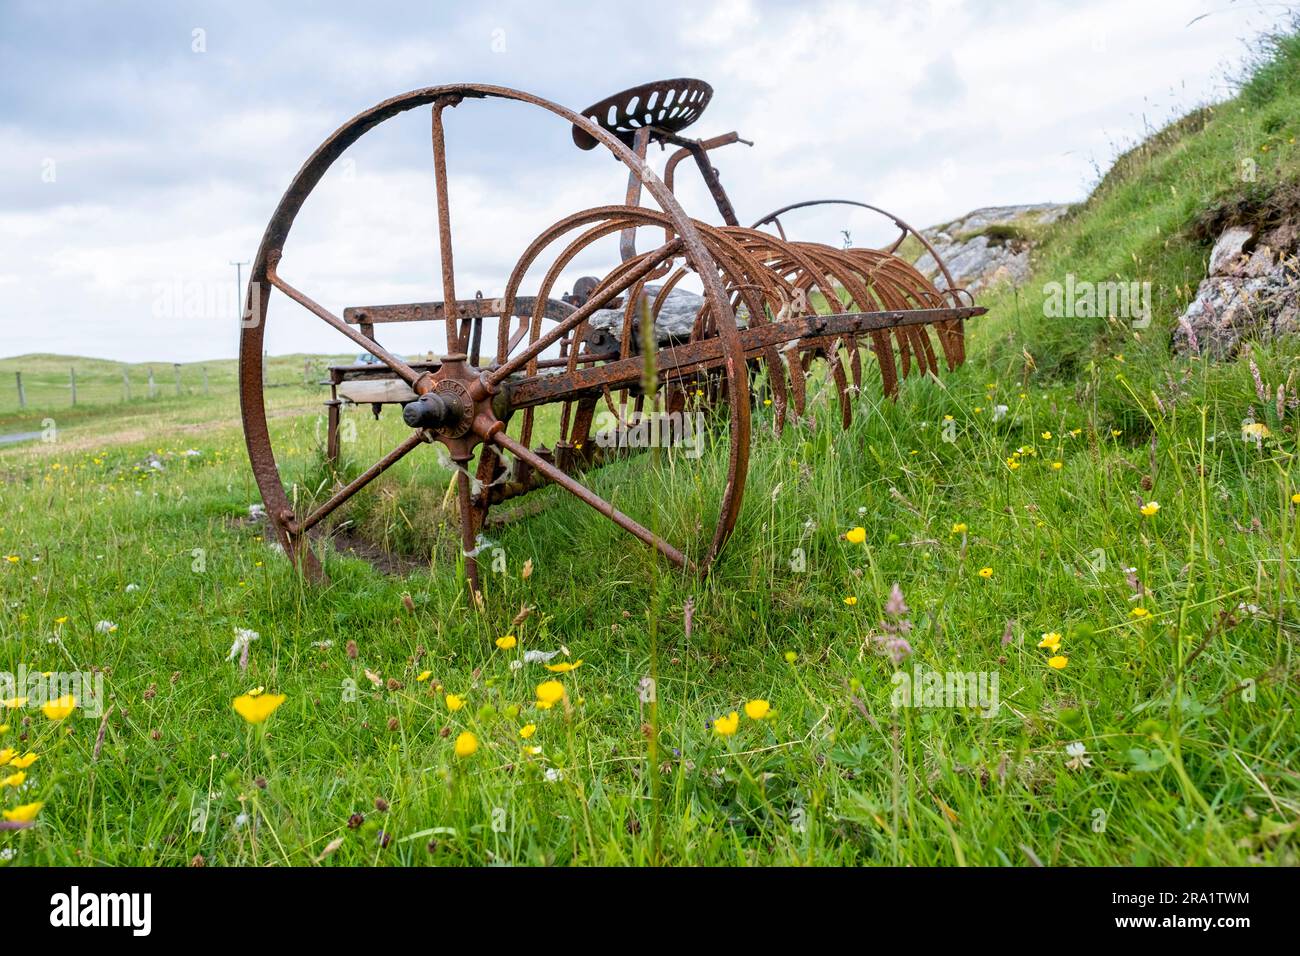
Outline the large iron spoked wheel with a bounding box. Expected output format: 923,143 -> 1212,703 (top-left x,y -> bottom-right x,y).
239,84 -> 751,593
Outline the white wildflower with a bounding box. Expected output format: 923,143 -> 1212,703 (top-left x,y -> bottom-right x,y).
1064,741 -> 1092,771
523,649 -> 562,664
227,627 -> 259,663
94,620 -> 118,634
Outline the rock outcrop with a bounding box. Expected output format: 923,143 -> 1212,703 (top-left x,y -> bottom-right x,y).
588,285 -> 702,343
1173,222 -> 1300,357
913,203 -> 1070,293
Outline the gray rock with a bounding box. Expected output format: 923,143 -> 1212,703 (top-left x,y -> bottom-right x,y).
1174,222 -> 1300,357
1207,226 -> 1254,276
913,203 -> 1071,294
587,285 -> 703,343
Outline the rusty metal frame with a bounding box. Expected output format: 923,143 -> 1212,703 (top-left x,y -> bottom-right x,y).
241,79 -> 982,594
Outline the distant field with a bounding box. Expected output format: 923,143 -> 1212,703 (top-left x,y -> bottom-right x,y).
0,352 -> 358,436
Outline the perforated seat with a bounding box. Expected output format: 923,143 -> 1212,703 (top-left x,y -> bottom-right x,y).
571,78 -> 713,150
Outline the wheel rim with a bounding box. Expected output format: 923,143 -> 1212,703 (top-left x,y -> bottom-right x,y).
239,84 -> 750,584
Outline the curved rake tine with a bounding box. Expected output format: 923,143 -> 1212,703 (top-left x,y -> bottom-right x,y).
486,237 -> 682,388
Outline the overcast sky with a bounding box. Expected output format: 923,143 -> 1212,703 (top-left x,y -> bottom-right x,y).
1,0 -> 1292,362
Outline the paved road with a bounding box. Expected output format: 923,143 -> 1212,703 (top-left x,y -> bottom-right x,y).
0,431 -> 42,446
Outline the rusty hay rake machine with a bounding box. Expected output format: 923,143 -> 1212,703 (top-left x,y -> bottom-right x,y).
238,79 -> 983,593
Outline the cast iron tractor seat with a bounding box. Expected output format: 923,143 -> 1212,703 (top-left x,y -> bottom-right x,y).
571,78 -> 713,150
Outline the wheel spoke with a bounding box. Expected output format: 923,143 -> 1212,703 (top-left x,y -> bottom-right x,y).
456,468 -> 482,596
295,430 -> 427,534
266,261 -> 424,388
492,430 -> 690,570
431,97 -> 464,354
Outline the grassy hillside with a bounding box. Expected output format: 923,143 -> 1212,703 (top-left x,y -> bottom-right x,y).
970,27 -> 1300,408
0,30 -> 1297,867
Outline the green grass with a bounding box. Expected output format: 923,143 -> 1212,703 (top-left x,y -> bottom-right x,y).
1,28 -> 1298,868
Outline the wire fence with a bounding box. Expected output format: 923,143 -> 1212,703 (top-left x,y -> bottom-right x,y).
0,358 -> 336,417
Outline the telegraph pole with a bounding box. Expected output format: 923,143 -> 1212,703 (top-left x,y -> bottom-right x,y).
230,259 -> 249,324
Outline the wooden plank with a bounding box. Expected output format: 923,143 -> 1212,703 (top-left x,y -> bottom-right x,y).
337,379 -> 418,404
342,296 -> 577,325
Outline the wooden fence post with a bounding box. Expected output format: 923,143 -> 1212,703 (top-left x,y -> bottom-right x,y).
70,368 -> 77,406
15,371 -> 24,408
202,366 -> 209,396
147,367 -> 156,398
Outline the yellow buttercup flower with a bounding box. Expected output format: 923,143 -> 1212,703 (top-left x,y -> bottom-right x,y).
1,771 -> 26,788
845,526 -> 866,545
1051,461 -> 1063,471
416,670 -> 432,682
246,686 -> 264,698
783,651 -> 797,663
1041,431 -> 1052,440
1037,632 -> 1062,652
713,712 -> 740,736
454,731 -> 479,758
1292,493 -> 1300,504
54,616 -> 68,625
1139,502 -> 1160,517
843,596 -> 858,606
1,801 -> 42,823
545,660 -> 583,673
978,567 -> 993,579
744,700 -> 771,720
42,695 -> 77,721
231,692 -> 286,724
1130,607 -> 1150,619
1047,656 -> 1069,670
444,693 -> 466,711
0,748 -> 13,767
951,522 -> 967,535
535,680 -> 565,706
8,752 -> 37,770
3,555 -> 18,564
519,723 -> 537,739
495,634 -> 517,650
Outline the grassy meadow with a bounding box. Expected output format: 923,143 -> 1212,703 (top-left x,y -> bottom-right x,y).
1,31 -> 1298,868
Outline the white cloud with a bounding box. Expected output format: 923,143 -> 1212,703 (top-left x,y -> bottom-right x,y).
0,0 -> 1291,361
